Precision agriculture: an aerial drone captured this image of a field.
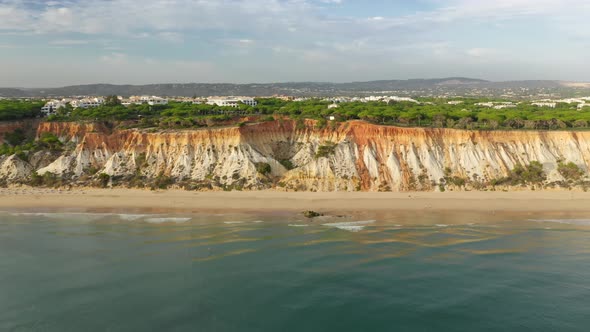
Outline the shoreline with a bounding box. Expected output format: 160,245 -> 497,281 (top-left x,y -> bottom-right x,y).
1,188 -> 590,215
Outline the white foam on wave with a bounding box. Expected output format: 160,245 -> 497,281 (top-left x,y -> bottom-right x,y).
436,224 -> 449,227
10,212 -> 108,222
116,214 -> 153,221
288,224 -> 310,227
144,217 -> 191,224
7,211 -> 205,224
223,221 -> 245,224
530,219 -> 590,226
322,220 -> 375,232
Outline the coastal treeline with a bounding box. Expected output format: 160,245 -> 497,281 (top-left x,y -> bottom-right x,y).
45,98 -> 590,130
3,97 -> 590,131
0,100 -> 44,121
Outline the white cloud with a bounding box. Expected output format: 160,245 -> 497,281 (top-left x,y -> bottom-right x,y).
100,52 -> 128,65
1,53 -> 219,87
1,0 -> 590,85
49,39 -> 89,46
466,48 -> 495,58
3,0 -> 589,45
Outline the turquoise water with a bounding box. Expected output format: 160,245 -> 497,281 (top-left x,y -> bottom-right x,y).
1,211 -> 590,331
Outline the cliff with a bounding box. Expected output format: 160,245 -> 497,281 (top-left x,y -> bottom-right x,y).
2,120 -> 589,191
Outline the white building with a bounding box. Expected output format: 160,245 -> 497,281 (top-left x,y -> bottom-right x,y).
532,102 -> 557,108
135,95 -> 168,105
448,101 -> 464,105
207,97 -> 257,108
123,95 -> 168,106
146,96 -> 168,106
328,103 -> 339,109
41,100 -> 67,116
494,104 -> 517,110
71,97 -> 104,109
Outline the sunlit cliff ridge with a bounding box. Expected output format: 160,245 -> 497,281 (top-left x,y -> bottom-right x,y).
1,120 -> 589,191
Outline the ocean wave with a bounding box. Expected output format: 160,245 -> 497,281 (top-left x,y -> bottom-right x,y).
10,212 -> 110,222
144,217 -> 191,224
530,219 -> 590,226
116,214 -> 153,221
288,224 -> 310,227
322,220 -> 375,232
223,221 -> 245,224
9,212 -> 159,222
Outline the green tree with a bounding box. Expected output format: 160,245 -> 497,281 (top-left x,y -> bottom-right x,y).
104,95 -> 122,107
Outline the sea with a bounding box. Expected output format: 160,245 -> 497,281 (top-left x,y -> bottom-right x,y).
1,210 -> 589,331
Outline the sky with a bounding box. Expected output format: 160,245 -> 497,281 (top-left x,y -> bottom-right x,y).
1,0 -> 590,87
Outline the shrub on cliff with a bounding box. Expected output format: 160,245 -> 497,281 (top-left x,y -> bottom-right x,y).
37,133 -> 63,151
557,161 -> 585,182
152,174 -> 174,190
315,118 -> 328,129
29,172 -> 62,188
295,118 -> 306,130
315,142 -> 336,159
255,162 -> 272,175
493,161 -> 546,186
4,129 -> 27,146
98,173 -> 111,188
279,159 -> 295,170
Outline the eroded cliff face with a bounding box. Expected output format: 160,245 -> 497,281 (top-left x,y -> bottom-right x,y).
2,120 -> 589,191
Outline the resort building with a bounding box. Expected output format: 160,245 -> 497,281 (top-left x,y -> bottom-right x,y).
41,100 -> 67,116
207,97 -> 257,108
125,96 -> 169,106
146,96 -> 168,106
493,104 -> 517,110
70,97 -> 104,109
532,102 -> 557,108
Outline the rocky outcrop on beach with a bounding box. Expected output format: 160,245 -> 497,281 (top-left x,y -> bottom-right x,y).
0,155 -> 33,182
1,120 -> 590,191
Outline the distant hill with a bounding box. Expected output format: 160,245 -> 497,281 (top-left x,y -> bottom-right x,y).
1,78 -> 588,98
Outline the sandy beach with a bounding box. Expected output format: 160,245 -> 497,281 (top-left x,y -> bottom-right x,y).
1,187 -> 590,215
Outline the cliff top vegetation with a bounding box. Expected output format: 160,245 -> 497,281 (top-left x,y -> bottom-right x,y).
3,97 -> 590,131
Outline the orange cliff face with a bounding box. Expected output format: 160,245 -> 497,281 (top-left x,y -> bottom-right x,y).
2,119 -> 586,191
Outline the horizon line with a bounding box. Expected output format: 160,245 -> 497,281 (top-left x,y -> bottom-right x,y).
4,77 -> 590,90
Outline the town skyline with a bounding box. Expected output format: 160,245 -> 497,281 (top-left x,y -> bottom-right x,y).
2,0 -> 590,87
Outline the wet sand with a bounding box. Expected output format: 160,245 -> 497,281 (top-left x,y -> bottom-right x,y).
0,188 -> 589,216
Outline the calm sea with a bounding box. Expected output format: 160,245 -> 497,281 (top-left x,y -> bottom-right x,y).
1,210 -> 589,331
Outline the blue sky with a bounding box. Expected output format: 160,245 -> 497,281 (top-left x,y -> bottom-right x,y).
1,0 -> 590,87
